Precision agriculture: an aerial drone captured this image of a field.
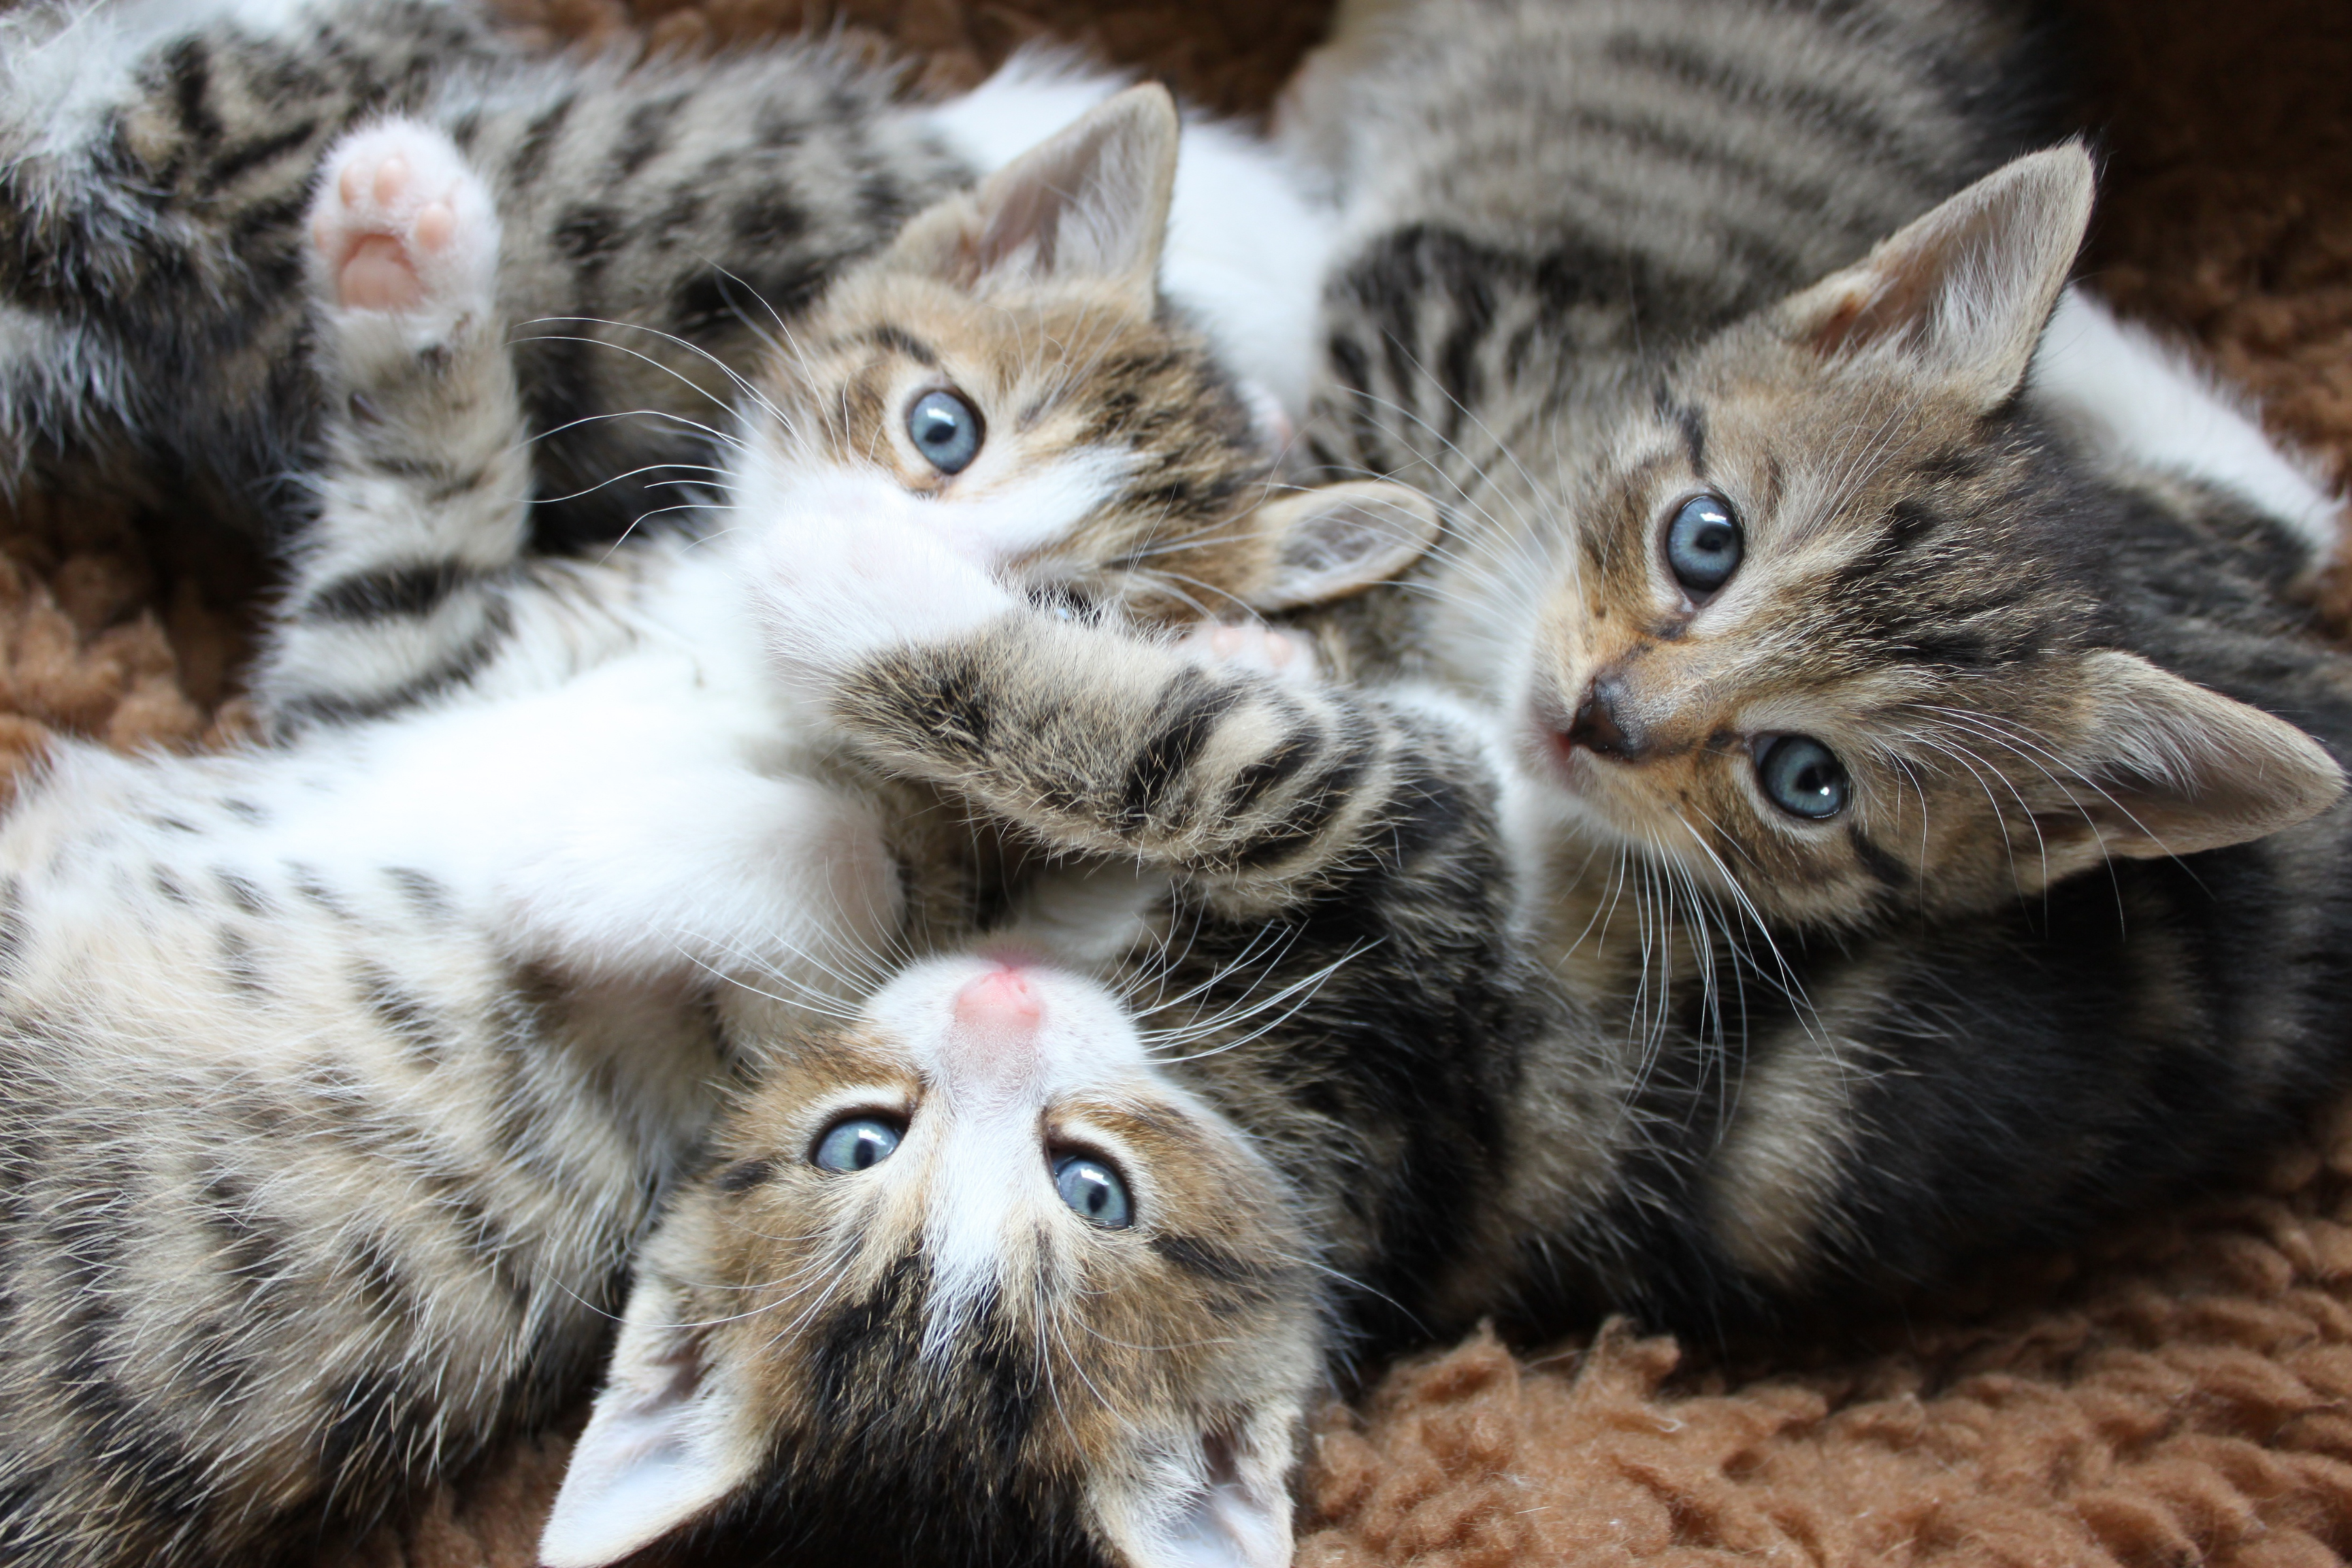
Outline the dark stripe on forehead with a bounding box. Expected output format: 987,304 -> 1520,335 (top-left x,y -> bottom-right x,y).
855,324 -> 938,368
1654,385 -> 1708,474
164,40 -> 224,152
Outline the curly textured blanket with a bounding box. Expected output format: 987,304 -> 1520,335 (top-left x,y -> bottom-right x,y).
6,0 -> 2348,1562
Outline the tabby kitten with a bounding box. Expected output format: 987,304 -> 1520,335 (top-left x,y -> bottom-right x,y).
528,501 -> 1544,1568
0,0 -> 1335,546
1288,0 -> 2352,1320
0,90 -> 1422,1567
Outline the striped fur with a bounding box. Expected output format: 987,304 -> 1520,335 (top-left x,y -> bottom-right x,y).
523,9 -> 2352,1556
0,0 -> 1339,552
0,88 -> 1398,1565
539,606 -> 1556,1568
0,0 -> 967,548
1278,0 -> 2352,1327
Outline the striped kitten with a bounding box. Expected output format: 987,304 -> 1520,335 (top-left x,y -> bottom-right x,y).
0,91 -> 1426,1567
1288,0 -> 2352,1322
0,0 -> 1335,546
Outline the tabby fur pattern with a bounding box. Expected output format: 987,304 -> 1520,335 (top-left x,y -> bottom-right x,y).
0,85 -> 1407,1567
1285,0 -> 2352,1321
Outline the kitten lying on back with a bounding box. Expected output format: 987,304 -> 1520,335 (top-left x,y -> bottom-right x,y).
0,89 -> 1427,1568
523,472 -> 1545,1568
0,0 -> 1335,546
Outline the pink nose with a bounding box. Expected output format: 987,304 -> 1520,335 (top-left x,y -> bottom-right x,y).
953,965 -> 1042,1034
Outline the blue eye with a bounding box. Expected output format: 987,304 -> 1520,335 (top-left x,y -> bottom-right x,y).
1665,493 -> 1742,595
1755,735 -> 1849,819
812,1115 -> 902,1173
906,389 -> 983,475
1052,1154 -> 1132,1228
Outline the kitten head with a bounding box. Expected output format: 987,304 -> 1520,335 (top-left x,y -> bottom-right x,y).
735,84 -> 1438,629
539,951 -> 1318,1568
1513,142 -> 2343,927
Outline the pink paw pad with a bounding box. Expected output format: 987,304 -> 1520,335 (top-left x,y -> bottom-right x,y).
308,120 -> 497,316
1183,621 -> 1319,685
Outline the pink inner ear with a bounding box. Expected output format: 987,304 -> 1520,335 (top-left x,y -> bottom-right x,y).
1799,240 -> 1961,362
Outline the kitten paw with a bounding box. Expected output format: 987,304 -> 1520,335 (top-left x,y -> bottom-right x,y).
309,119 -> 499,322
1179,621 -> 1320,685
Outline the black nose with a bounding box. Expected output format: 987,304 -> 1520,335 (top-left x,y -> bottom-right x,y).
1564,676 -> 1644,759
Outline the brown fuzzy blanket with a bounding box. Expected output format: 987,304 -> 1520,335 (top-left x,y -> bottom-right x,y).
10,0 -> 2351,1562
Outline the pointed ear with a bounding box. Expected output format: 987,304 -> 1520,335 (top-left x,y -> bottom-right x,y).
538,1280 -> 760,1568
1100,1421 -> 1296,1568
2031,650 -> 2344,872
886,84 -> 1180,306
1776,142 -> 2095,412
1243,480 -> 1440,610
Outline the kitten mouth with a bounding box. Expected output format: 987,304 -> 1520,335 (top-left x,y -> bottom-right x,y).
1528,716 -> 1607,802
1526,693 -> 1597,791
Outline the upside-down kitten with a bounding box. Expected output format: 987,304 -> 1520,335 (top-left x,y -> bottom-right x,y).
1286,0 -> 2352,1320
521,476 -> 1547,1568
0,0 -> 1335,546
0,89 -> 1428,1568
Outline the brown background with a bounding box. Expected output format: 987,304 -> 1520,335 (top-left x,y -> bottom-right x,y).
12,0 -> 2352,1562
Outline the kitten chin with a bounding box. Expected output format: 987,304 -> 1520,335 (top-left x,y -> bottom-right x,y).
542,952 -> 1317,1568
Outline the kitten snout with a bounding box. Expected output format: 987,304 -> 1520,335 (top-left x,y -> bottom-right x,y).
1562,671 -> 1646,760
953,963 -> 1045,1035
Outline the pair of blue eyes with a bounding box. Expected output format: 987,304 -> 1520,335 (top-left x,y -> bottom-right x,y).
808,1115 -> 1133,1228
1661,493 -> 1852,821
906,389 -> 983,475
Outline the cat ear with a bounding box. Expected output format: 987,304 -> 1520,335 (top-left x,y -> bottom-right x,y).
887,84 -> 1181,306
2034,650 -> 2344,869
1776,142 -> 2095,412
1243,479 -> 1441,610
1098,1421 -> 1296,1568
538,1280 -> 760,1568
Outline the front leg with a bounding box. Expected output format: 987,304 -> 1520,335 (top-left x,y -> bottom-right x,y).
753,509 -> 1457,914
253,119 -> 533,730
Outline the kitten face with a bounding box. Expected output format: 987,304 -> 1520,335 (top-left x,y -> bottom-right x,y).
541,953 -> 1316,1568
1511,145 -> 2342,928
730,85 -> 1438,637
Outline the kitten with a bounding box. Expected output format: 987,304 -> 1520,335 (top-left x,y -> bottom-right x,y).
0,0 -> 1335,547
525,501 -> 1548,1568
0,90 -> 1423,1567
1284,0 -> 2352,1321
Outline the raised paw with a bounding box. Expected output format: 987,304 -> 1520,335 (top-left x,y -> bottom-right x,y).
308,119 -> 499,321
1179,621 -> 1320,685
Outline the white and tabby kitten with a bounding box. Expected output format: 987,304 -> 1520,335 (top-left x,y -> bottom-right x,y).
0,87 -> 1430,1568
